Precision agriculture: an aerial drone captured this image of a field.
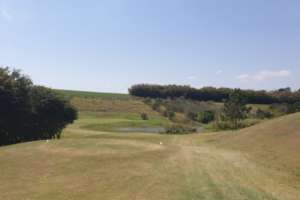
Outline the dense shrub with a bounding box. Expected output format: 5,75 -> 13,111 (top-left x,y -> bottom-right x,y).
140,113 -> 149,120
255,109 -> 273,119
215,121 -> 238,130
164,124 -> 196,134
214,119 -> 260,130
197,111 -> 215,124
163,110 -> 176,120
287,102 -> 300,113
187,112 -> 198,121
187,111 -> 215,124
0,67 -> 77,146
151,100 -> 161,112
129,84 -> 300,104
270,103 -> 289,114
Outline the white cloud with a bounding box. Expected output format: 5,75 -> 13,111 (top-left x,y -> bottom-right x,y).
216,70 -> 223,75
236,69 -> 291,82
0,8 -> 13,21
187,75 -> 197,80
236,74 -> 250,81
253,70 -> 291,81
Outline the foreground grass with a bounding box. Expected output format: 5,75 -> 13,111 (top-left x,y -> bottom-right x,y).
1,113 -> 300,200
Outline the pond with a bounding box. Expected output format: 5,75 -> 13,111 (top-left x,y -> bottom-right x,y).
116,127 -> 166,133
116,126 -> 203,134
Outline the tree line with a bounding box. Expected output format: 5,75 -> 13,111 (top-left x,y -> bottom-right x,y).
129,84 -> 300,104
0,67 -> 77,146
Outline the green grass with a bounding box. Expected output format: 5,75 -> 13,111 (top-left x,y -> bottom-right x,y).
1,111 -> 300,199
54,89 -> 130,100
72,112 -> 170,132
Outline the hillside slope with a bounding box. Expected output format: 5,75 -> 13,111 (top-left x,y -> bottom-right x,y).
217,112 -> 300,177
1,113 -> 300,199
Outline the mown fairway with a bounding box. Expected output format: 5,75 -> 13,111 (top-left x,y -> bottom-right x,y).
1,111 -> 300,200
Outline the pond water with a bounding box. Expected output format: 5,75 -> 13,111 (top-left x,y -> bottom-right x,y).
116,126 -> 203,134
196,126 -> 203,133
117,127 -> 165,133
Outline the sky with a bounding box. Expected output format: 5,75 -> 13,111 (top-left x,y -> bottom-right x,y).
0,0 -> 299,93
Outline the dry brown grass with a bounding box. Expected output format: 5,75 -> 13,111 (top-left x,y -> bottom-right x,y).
1,113 -> 300,200
215,112 -> 300,182
71,97 -> 156,113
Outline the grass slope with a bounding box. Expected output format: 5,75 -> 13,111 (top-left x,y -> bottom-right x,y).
216,112 -> 300,179
54,89 -> 130,100
1,113 -> 300,199
56,89 -> 171,132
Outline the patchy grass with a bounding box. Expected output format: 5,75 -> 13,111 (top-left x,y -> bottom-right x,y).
215,112 -> 300,180
1,111 -> 300,199
70,97 -> 156,113
67,111 -> 170,133
75,112 -> 169,132
57,89 -> 172,133
1,89 -> 299,199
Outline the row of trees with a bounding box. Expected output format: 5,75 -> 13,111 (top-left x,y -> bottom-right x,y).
129,84 -> 300,104
0,67 -> 77,146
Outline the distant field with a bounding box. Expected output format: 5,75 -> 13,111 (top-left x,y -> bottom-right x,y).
54,89 -> 130,100
56,89 -> 172,133
56,89 -> 281,133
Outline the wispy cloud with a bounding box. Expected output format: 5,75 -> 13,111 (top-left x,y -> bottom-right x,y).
236,69 -> 291,82
236,74 -> 250,81
216,70 -> 223,75
187,75 -> 197,80
0,8 -> 13,21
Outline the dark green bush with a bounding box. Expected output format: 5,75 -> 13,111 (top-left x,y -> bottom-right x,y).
270,103 -> 289,114
215,118 -> 261,131
0,67 -> 77,146
187,111 -> 198,121
197,111 -> 215,124
287,102 -> 300,113
215,121 -> 236,130
255,109 -> 273,119
164,124 -> 196,134
151,101 -> 161,112
140,113 -> 149,120
163,111 -> 175,120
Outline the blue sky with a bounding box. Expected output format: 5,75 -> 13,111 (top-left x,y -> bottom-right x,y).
0,0 -> 299,93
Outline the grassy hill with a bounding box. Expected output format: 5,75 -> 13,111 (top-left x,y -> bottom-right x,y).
56,89 -> 282,133
54,89 -> 130,100
56,89 -> 172,133
1,99 -> 300,200
216,112 -> 300,179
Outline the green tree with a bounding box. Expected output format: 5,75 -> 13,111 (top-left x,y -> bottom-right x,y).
0,67 -> 77,146
197,111 -> 215,124
223,89 -> 250,129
